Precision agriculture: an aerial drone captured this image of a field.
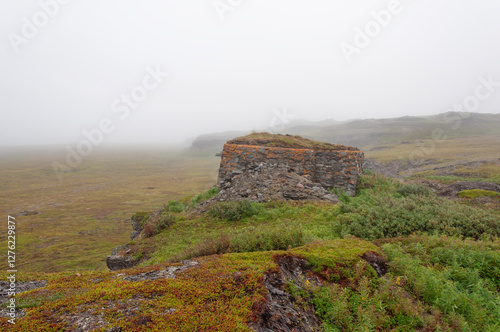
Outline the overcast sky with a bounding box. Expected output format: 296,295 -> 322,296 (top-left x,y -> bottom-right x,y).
1,0 -> 499,146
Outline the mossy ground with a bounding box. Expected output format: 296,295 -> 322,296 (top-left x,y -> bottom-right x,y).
1,239 -> 381,331
227,132 -> 358,150
458,189 -> 500,200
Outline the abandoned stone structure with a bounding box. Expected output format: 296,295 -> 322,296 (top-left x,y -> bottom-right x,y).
217,137 -> 364,195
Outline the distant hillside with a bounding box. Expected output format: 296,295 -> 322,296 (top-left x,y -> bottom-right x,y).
286,112 -> 500,149
191,112 -> 500,155
190,113 -> 500,174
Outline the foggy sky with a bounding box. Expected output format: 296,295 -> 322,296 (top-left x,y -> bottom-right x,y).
1,0 -> 499,146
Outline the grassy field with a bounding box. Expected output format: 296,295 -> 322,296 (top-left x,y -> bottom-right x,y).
3,173 -> 499,331
1,132 -> 499,274
0,146 -> 219,273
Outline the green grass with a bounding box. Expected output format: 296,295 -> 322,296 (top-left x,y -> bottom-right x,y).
453,163 -> 500,182
381,236 -> 500,331
2,136 -> 500,330
127,173 -> 499,269
411,174 -> 500,184
2,168 -> 500,331
140,201 -> 342,266
173,221 -> 311,261
207,200 -> 262,221
336,174 -> 500,241
459,189 -> 500,200
0,146 -> 220,273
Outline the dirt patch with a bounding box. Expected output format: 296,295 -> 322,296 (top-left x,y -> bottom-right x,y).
0,280 -> 47,304
250,255 -> 323,332
0,280 -> 47,319
62,308 -> 110,332
60,298 -> 148,332
122,260 -> 199,282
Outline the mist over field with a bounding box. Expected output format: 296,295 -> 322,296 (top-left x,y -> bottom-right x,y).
1,2 -> 500,331
1,1 -> 500,148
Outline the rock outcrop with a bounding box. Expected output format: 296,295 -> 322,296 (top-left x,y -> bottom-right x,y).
218,134 -> 363,196
106,255 -> 138,272
196,163 -> 339,211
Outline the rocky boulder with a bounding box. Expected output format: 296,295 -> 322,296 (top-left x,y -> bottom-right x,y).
197,163 -> 339,212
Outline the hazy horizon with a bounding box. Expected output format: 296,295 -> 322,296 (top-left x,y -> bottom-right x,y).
2,1 -> 500,147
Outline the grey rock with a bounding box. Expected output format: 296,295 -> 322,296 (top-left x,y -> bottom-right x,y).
106,255 -> 138,271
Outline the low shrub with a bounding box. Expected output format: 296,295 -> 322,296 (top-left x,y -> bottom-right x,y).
338,194 -> 500,240
143,213 -> 176,238
337,174 -> 500,241
330,188 -> 351,204
132,212 -> 150,227
176,223 -> 310,260
207,200 -> 261,221
191,187 -> 220,206
396,183 -> 433,197
311,276 -> 449,331
383,239 -> 500,331
163,200 -> 188,213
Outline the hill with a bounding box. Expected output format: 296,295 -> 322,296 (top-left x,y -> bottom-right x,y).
191,112 -> 500,172
2,114 -> 500,330
3,173 -> 500,331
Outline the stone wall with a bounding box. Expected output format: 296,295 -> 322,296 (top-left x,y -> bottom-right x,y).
217,143 -> 364,195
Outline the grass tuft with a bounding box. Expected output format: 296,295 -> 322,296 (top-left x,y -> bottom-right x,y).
207,200 -> 262,221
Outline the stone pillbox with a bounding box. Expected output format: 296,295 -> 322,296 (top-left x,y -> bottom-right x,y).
216,134 -> 364,196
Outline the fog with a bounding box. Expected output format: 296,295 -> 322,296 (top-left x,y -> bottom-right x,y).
1,0 -> 499,146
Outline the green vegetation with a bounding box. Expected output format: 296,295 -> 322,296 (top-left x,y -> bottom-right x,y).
309,235 -> 500,332
0,146 -> 220,272
207,200 -> 262,221
132,212 -> 151,226
396,182 -> 434,197
381,236 -> 500,331
337,175 -> 500,241
411,174 -> 500,184
453,163 -> 500,182
2,139 -> 500,330
459,189 -> 500,200
311,275 -> 444,331
142,213 -> 177,238
163,200 -> 187,213
228,132 -> 357,150
190,187 -> 220,206
161,187 -> 220,214
174,222 -> 311,261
